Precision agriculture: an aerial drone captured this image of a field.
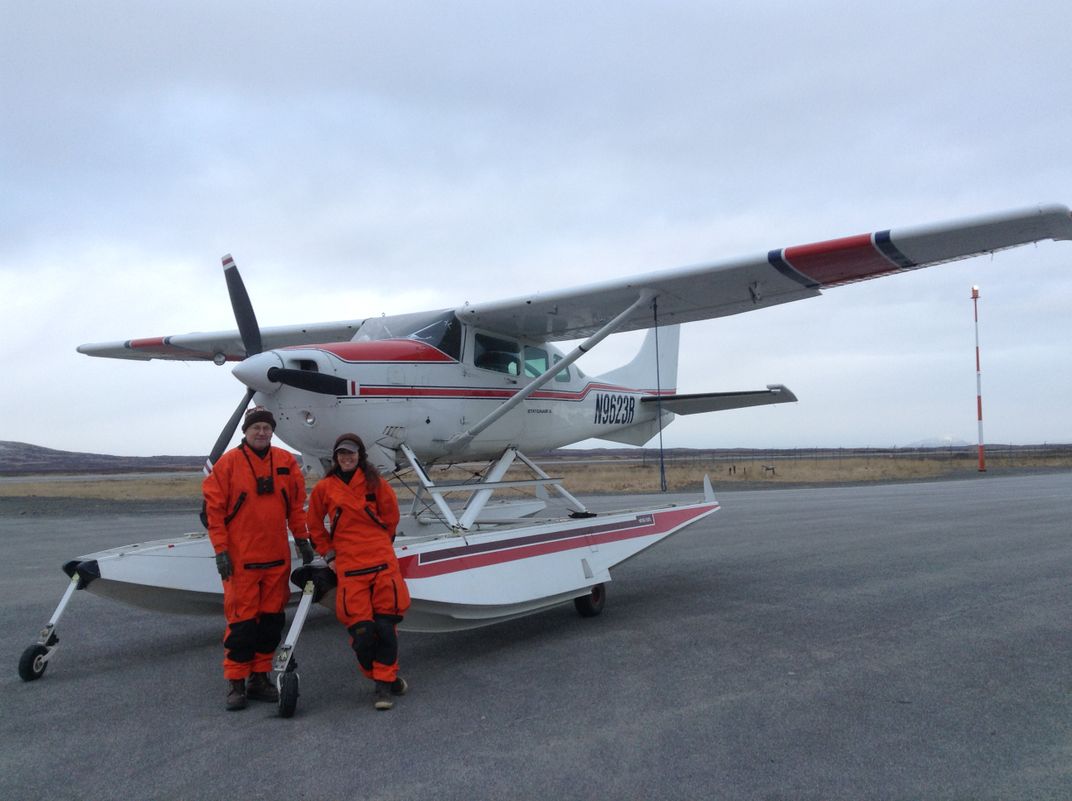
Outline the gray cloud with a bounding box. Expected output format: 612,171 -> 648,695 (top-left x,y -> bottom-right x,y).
3,1 -> 1070,455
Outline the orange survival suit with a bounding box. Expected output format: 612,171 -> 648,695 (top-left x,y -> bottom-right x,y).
203,443 -> 308,680
308,466 -> 410,683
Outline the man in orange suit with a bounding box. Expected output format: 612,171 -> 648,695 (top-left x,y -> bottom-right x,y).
202,406 -> 314,711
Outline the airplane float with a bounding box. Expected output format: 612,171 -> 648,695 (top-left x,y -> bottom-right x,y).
19,203 -> 1072,701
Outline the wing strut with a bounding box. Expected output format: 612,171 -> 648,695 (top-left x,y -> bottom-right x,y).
399,444 -> 587,533
652,297 -> 668,492
446,290 -> 655,453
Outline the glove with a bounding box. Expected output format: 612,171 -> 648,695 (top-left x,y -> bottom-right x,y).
215,551 -> 233,580
294,538 -> 316,565
325,550 -> 336,571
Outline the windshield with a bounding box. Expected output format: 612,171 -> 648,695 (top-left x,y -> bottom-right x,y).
353,310 -> 462,360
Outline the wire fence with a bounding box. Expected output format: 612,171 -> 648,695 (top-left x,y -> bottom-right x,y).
549,443 -> 1072,466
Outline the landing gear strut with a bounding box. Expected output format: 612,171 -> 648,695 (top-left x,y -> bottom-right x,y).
273,565 -> 336,718
18,560 -> 99,682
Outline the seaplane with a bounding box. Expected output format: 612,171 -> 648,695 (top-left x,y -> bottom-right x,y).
19,203 -> 1072,697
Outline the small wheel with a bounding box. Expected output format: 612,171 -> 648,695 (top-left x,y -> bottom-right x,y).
19,645 -> 49,682
574,583 -> 606,618
278,671 -> 299,718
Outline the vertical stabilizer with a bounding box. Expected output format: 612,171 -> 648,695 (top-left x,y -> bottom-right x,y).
594,325 -> 679,393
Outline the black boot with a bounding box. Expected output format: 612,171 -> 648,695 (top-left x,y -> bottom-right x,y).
246,672 -> 279,702
374,681 -> 394,710
226,679 -> 247,711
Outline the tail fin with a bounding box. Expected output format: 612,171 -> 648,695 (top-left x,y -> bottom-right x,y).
594,325 -> 679,393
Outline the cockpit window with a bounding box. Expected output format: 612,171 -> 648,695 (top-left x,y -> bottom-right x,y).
474,333 -> 521,375
406,312 -> 462,360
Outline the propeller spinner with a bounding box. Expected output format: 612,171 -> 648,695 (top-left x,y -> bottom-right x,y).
231,351 -> 348,397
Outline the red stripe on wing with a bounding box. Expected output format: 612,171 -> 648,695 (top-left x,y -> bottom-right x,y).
126,338 -> 226,360
782,233 -> 901,287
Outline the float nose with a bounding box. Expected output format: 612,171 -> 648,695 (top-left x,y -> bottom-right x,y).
232,351 -> 285,394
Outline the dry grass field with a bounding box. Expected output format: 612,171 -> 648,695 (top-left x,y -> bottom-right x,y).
0,474 -> 206,501
542,452 -> 1072,493
2,450 -> 1069,502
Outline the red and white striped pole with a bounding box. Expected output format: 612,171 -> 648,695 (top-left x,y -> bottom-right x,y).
971,285 -> 986,472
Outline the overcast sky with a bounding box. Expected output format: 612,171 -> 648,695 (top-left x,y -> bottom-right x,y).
3,1 -> 1070,458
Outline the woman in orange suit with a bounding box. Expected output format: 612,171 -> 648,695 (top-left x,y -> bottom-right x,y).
308,433 -> 410,710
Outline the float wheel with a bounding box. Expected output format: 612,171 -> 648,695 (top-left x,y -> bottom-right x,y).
278,671 -> 299,718
18,645 -> 49,682
574,583 -> 606,618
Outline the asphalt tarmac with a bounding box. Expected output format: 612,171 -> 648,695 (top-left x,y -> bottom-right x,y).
2,473 -> 1070,801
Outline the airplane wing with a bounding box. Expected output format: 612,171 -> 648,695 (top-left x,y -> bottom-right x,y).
457,204 -> 1072,341
78,204 -> 1072,361
77,319 -> 368,361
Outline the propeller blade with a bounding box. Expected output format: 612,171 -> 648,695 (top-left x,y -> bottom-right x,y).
204,388 -> 256,475
267,366 -> 348,396
221,254 -> 263,357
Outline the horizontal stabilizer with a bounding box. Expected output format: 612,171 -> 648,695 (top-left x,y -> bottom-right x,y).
641,384 -> 797,415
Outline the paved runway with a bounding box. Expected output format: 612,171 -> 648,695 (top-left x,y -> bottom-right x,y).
2,473 -> 1071,800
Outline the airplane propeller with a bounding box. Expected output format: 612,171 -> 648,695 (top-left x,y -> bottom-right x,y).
222,253 -> 263,358
203,254 -> 264,476
204,254 -> 346,479
206,387 -> 257,470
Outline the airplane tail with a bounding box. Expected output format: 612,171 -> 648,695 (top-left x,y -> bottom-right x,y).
594,325 -> 679,393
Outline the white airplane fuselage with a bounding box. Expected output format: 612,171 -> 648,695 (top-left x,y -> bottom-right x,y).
234,334 -> 666,470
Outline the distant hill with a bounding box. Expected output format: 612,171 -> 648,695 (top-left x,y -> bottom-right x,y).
0,441 -> 203,476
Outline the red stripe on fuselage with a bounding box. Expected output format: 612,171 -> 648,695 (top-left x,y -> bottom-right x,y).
396,504 -> 717,579
782,233 -> 901,287
355,382 -> 674,402
294,340 -> 456,363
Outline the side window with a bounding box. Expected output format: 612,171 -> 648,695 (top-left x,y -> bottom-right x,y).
553,354 -> 571,383
523,346 -> 548,378
474,333 -> 521,376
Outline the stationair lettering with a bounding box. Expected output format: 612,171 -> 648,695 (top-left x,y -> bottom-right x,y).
593,393 -> 636,426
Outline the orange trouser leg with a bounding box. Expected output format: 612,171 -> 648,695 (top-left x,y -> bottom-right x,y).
336,567 -> 410,682
221,565 -> 290,679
